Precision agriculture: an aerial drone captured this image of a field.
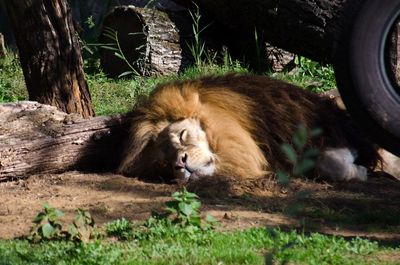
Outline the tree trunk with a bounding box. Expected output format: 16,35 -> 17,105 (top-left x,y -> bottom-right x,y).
0,102 -> 129,181
188,0 -> 347,64
99,5 -> 193,77
4,0 -> 95,118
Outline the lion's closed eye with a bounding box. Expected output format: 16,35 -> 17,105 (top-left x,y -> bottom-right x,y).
179,129 -> 188,144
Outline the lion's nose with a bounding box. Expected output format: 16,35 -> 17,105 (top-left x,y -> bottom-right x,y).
174,153 -> 188,170
181,153 -> 188,163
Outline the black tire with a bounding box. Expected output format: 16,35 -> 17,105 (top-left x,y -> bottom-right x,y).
333,0 -> 400,155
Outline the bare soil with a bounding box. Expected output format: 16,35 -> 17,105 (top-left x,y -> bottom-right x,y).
1,171 -> 400,245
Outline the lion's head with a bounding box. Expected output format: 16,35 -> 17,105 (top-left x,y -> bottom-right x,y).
155,119 -> 216,180
117,76 -> 268,181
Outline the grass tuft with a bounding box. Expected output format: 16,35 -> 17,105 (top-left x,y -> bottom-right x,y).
271,56 -> 336,93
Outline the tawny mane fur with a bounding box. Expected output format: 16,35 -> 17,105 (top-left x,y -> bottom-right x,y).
118,74 -> 380,181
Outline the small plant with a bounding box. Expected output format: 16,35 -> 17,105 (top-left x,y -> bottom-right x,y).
155,188 -> 219,229
105,218 -> 133,240
295,57 -> 336,93
276,124 -> 322,218
166,188 -> 202,227
68,209 -> 98,243
277,124 -> 322,187
101,27 -> 142,78
267,126 -> 322,262
28,204 -> 98,243
187,3 -> 210,67
85,15 -> 96,30
28,203 -> 65,243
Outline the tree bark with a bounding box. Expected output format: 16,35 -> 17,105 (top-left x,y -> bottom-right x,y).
4,0 -> 95,118
0,102 -> 128,181
188,0 -> 347,64
100,5 -> 193,77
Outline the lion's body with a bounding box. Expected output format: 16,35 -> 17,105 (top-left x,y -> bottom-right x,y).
118,74 -> 380,181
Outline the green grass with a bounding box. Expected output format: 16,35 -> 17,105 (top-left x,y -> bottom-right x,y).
0,52 -> 27,102
271,57 -> 336,93
1,225 -> 397,265
0,52 -> 334,115
88,63 -> 248,115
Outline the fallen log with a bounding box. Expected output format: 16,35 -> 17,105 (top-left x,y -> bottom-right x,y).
187,0 -> 347,64
0,102 -> 129,181
192,0 -> 400,73
99,4 -> 193,77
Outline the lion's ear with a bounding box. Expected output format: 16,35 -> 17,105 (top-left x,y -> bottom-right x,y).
117,119 -> 162,175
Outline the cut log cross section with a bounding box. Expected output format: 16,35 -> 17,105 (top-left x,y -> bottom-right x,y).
100,5 -> 193,77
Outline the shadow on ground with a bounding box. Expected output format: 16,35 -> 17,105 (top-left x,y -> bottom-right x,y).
0,171 -> 399,247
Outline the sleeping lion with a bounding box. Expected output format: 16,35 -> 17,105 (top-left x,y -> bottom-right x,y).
118,74 -> 381,182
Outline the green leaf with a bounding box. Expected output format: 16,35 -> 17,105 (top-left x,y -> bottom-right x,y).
128,32 -> 145,36
281,144 -> 297,164
135,44 -> 146,51
303,148 -> 319,158
183,191 -> 199,199
114,52 -> 126,61
54,209 -> 65,218
171,191 -> 183,201
293,159 -> 315,175
100,45 -> 119,52
33,212 -> 46,223
103,27 -> 118,39
41,223 -> 55,238
190,200 -> 201,211
188,215 -> 201,227
118,71 -> 134,78
179,202 -> 193,216
293,124 -> 307,151
166,201 -> 179,209
310,127 -> 323,138
166,208 -> 178,215
277,171 -> 289,187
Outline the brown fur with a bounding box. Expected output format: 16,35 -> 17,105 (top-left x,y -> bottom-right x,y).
118,74 -> 381,180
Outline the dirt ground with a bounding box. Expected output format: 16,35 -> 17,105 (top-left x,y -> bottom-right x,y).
1,171 -> 400,245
